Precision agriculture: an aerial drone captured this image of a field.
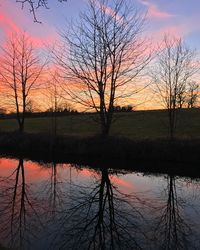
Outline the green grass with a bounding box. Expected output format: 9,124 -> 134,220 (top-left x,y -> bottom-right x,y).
1,109 -> 200,139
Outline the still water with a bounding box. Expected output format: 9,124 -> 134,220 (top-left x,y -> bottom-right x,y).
0,157 -> 199,250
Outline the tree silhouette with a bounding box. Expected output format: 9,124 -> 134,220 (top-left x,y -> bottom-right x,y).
152,36 -> 197,139
0,32 -> 46,132
55,0 -> 151,135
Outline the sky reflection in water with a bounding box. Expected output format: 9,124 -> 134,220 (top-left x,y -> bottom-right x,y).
0,157 -> 199,250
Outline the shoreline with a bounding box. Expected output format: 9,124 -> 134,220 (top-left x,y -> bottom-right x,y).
0,131 -> 200,178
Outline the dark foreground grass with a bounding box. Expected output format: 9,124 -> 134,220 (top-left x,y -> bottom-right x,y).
1,109 -> 200,139
0,245 -> 9,250
0,131 -> 200,178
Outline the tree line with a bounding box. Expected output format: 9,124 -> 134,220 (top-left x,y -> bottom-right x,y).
1,0 -> 199,139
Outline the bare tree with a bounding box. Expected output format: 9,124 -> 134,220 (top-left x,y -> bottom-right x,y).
152,36 -> 197,139
44,69 -> 75,136
0,32 -> 46,132
15,0 -> 68,23
26,98 -> 38,113
187,81 -> 199,108
177,85 -> 187,109
44,70 -> 65,136
55,0 -> 151,136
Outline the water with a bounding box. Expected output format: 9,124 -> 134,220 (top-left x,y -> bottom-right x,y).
0,157 -> 200,249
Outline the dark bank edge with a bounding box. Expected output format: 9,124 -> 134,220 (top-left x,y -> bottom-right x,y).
0,131 -> 200,178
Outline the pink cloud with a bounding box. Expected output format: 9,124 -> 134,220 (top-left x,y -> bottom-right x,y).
0,1 -> 58,49
146,25 -> 186,50
0,13 -> 20,36
139,0 -> 173,19
28,32 -> 58,48
0,12 -> 57,48
94,0 -> 123,22
148,5 -> 173,18
154,25 -> 185,41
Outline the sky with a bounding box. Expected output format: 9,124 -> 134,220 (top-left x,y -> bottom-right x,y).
0,0 -> 200,110
0,0 -> 200,48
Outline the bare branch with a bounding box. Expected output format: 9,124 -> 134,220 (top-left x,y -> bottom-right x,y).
0,32 -> 47,132
16,0 -> 68,23
54,0 -> 152,135
151,35 -> 198,139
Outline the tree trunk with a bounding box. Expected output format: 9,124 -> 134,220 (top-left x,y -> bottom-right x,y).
168,109 -> 176,140
19,121 -> 24,132
102,124 -> 110,136
100,112 -> 112,136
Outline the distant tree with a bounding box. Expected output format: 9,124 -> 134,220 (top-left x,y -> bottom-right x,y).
177,85 -> 187,109
152,36 -> 197,139
0,32 -> 46,132
56,0 -> 151,136
15,0 -> 68,22
113,105 -> 133,112
187,81 -> 199,108
57,103 -> 77,113
25,99 -> 38,113
44,69 -> 77,135
0,108 -> 6,115
44,70 -> 64,135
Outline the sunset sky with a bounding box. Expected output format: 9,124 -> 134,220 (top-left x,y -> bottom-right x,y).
1,0 -> 200,49
0,0 -> 200,110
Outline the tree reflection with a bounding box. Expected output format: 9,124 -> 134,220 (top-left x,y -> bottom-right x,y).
154,175 -> 195,250
0,159 -> 44,250
41,162 -> 65,219
0,159 -> 199,250
51,167 -> 149,250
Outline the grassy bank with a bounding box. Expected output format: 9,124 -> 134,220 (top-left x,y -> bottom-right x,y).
0,109 -> 200,139
0,131 -> 200,178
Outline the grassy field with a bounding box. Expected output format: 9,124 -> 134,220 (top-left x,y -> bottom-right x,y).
0,109 -> 200,139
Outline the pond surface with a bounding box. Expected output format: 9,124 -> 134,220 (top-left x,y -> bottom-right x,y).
0,157 -> 200,249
